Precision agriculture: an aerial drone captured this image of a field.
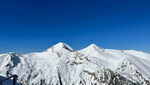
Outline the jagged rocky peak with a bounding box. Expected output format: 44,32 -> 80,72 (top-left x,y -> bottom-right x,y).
7,52 -> 19,56
46,42 -> 74,52
0,52 -> 20,60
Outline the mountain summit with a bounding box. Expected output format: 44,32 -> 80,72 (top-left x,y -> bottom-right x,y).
80,44 -> 102,52
46,42 -> 74,52
0,43 -> 150,85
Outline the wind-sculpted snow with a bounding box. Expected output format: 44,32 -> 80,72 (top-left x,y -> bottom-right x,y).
0,42 -> 150,85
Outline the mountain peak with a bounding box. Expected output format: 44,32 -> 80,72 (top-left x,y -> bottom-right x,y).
46,42 -> 74,52
87,44 -> 101,50
88,44 -> 98,47
53,42 -> 65,47
78,43 -> 102,53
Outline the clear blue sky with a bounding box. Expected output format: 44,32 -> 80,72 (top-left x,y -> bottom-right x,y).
0,0 -> 150,53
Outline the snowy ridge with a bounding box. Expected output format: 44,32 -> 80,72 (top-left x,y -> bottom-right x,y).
0,42 -> 150,85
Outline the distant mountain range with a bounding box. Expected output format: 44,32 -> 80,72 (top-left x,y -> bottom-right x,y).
0,42 -> 150,85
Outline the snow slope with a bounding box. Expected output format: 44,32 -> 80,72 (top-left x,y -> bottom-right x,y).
0,42 -> 150,85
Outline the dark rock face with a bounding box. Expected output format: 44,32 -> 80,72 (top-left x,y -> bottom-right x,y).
116,59 -> 150,85
0,76 -> 21,85
80,68 -> 137,85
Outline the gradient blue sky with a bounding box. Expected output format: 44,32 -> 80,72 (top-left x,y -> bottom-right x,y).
0,0 -> 150,53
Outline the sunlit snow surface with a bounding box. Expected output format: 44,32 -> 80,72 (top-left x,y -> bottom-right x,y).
0,42 -> 150,85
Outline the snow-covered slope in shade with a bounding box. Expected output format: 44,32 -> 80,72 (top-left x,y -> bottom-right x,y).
0,42 -> 150,85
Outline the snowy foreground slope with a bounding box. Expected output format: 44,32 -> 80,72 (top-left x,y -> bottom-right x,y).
0,42 -> 150,85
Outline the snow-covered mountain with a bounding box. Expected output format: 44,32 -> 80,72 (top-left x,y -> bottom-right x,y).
0,42 -> 150,85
